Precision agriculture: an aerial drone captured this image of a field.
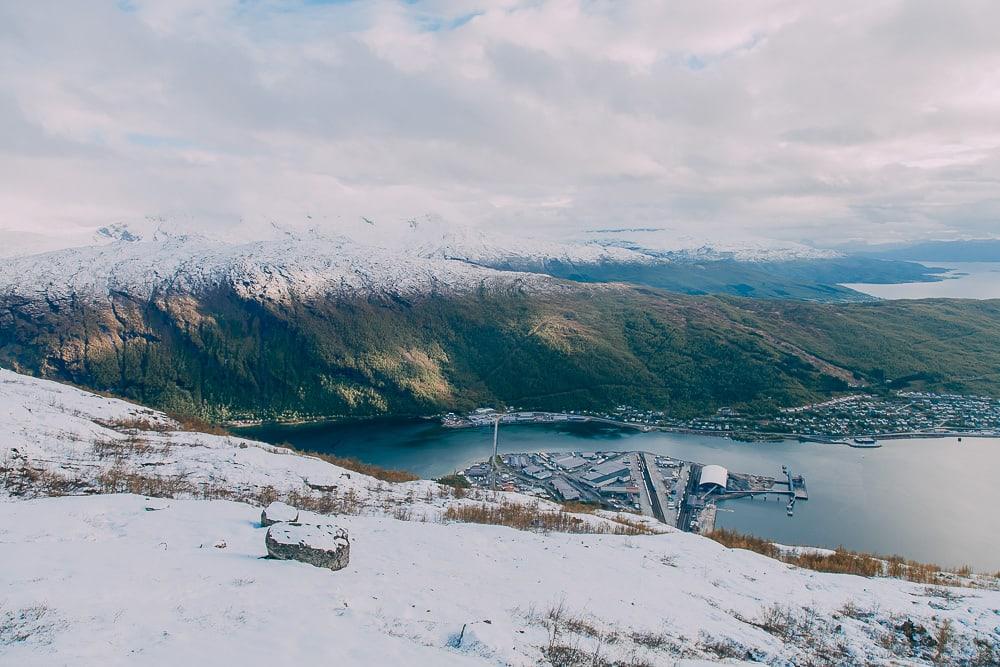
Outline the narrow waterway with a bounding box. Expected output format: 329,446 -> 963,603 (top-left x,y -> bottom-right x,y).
236,419 -> 1000,571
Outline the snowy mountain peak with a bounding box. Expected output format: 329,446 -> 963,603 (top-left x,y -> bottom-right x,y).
0,233 -> 557,303
95,223 -> 142,243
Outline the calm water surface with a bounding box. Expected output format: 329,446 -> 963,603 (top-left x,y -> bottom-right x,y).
238,420 -> 1000,570
843,261 -> 1000,299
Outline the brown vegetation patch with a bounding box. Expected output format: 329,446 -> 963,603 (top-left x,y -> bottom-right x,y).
92,436 -> 158,460
708,528 -> 996,586
95,417 -> 170,432
165,412 -> 230,436
288,448 -> 419,483
444,500 -> 653,535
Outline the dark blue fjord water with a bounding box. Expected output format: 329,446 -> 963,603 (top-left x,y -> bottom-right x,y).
236,419 -> 1000,571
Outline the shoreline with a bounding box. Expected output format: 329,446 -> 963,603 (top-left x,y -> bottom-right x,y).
233,412 -> 998,443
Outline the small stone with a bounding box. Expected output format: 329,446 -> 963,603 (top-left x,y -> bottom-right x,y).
261,501 -> 299,527
265,523 -> 350,571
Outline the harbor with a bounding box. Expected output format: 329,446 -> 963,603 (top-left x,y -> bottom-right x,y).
460,450 -> 808,534
238,418 -> 1000,570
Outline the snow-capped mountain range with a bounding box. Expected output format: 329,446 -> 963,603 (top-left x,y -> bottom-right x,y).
0,215 -> 844,302
0,232 -> 557,303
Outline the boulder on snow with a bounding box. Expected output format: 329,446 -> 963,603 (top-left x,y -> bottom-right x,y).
265,522 -> 350,571
261,501 -> 299,527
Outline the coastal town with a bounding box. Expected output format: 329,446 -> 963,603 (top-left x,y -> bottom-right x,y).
442,390 -> 1000,441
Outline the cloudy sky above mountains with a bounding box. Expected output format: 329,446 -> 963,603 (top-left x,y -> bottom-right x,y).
1,0 -> 999,250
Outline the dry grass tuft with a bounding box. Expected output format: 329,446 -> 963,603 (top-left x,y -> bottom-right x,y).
95,417 -> 170,432
444,500 -> 653,535
2,466 -> 85,497
560,500 -> 601,514
96,466 -> 193,497
92,436 -> 157,460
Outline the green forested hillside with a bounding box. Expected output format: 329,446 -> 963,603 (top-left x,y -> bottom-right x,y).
1,284 -> 998,420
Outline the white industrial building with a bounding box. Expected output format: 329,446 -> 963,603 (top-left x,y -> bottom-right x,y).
698,464 -> 728,491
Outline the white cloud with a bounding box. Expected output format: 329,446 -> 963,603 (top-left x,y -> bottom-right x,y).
1,0 -> 999,248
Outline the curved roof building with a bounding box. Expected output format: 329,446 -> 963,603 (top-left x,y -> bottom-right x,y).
698,464 -> 728,491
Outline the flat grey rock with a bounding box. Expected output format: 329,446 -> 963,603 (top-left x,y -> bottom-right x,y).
265,523 -> 350,571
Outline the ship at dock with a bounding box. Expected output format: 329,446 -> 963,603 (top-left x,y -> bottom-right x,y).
850,436 -> 880,448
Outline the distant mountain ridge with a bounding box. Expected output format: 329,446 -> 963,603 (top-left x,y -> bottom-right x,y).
3,220 -> 944,303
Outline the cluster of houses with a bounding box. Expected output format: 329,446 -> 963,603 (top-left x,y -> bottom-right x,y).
767,392 -> 1000,436
446,390 -> 1000,438
442,407 -> 588,428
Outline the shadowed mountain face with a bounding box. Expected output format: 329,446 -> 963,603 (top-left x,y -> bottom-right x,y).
3,276 -> 1000,421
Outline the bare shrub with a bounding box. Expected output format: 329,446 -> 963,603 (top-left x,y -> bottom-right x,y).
528,602 -> 671,666
96,466 -> 193,497
933,619 -> 953,665
754,602 -> 800,640
559,501 -> 601,514
0,604 -> 58,646
391,505 -> 413,521
1,466 -> 85,498
92,436 -> 155,460
699,633 -> 751,661
838,600 -> 874,620
628,630 -> 673,652
972,637 -> 999,666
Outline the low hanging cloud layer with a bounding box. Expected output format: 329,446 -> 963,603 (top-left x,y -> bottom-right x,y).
1,0 -> 999,249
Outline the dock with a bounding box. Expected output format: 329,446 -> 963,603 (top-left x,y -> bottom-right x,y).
462,449 -> 808,535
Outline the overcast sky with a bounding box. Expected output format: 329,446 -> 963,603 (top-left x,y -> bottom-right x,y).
2,0 -> 999,248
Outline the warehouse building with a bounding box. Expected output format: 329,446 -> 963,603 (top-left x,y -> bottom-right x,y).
698,464 -> 728,492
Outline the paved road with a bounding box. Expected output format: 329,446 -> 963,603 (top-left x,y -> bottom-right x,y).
641,452 -> 677,527
675,464 -> 698,531
636,453 -> 666,523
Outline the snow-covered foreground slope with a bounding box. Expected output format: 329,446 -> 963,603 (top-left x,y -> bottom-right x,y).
3,494 -> 999,666
2,368 -> 1000,665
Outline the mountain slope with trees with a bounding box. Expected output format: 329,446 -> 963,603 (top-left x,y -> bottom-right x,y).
3,274 -> 999,420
